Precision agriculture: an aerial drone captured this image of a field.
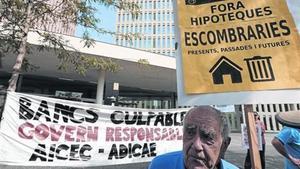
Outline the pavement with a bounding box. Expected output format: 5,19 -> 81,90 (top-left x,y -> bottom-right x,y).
224,133 -> 284,169
0,133 -> 284,169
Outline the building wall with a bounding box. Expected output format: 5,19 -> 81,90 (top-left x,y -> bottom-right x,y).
31,0 -> 76,36
115,0 -> 176,57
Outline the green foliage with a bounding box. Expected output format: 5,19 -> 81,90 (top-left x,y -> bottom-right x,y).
22,57 -> 40,72
137,58 -> 150,69
137,58 -> 149,65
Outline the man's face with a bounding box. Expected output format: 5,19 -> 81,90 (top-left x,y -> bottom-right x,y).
183,108 -> 224,169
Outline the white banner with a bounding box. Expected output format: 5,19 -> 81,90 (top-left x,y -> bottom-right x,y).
0,92 -> 189,166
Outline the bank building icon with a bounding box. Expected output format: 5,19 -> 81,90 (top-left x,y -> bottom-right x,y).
244,56 -> 275,82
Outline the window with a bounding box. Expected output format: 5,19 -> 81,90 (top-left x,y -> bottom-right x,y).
157,0 -> 161,8
140,25 -> 143,33
162,25 -> 165,34
148,13 -> 152,21
171,24 -> 175,35
147,25 -> 151,34
166,0 -> 170,8
144,25 -> 147,33
162,38 -> 166,48
139,39 -> 142,48
157,25 -> 161,34
148,37 -> 152,48
172,38 -> 175,48
162,0 -> 165,9
130,26 -> 133,33
166,24 -> 170,34
169,0 -> 173,10
121,26 -> 124,33
157,37 -> 161,48
149,1 -> 152,9
147,1 -> 150,9
134,39 -> 138,47
172,12 -> 175,22
167,38 -> 170,48
167,12 -> 170,21
157,12 -> 161,21
144,38 -> 147,48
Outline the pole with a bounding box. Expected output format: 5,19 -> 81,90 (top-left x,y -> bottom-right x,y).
96,70 -> 105,104
244,104 -> 262,169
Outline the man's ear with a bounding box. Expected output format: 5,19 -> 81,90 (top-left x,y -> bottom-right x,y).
223,137 -> 231,151
220,137 -> 231,159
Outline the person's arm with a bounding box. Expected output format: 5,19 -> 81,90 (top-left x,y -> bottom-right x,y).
272,137 -> 300,166
271,137 -> 288,158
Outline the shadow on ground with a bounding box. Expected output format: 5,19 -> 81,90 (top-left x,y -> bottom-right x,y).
225,150 -> 284,169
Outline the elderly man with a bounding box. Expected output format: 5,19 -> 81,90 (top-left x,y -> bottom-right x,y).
148,106 -> 238,169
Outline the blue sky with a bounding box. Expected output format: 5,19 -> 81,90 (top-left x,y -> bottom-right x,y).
287,0 -> 300,31
75,4 -> 116,44
75,0 -> 300,44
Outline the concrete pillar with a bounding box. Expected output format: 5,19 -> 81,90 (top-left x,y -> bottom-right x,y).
96,70 -> 105,104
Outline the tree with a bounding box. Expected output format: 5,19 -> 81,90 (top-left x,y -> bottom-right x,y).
0,0 -> 140,91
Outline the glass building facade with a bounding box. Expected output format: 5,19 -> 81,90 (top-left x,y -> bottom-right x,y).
115,0 -> 176,57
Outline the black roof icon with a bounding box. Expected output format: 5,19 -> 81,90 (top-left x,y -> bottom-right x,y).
185,0 -> 223,5
209,56 -> 243,84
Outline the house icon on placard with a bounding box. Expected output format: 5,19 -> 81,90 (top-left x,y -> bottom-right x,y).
209,56 -> 243,84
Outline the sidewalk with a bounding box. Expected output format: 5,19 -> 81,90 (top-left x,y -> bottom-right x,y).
225,132 -> 284,169
0,133 -> 284,169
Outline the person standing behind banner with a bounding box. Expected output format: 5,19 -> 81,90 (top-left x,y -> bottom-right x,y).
148,106 -> 239,169
244,112 -> 266,169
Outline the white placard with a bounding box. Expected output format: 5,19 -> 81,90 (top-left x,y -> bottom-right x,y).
174,0 -> 300,106
241,123 -> 262,150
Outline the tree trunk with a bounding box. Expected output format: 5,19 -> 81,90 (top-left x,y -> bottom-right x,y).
7,3 -> 32,92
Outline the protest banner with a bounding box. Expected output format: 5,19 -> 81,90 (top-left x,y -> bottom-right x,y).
174,1 -> 300,168
175,0 -> 300,106
0,92 -> 188,166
